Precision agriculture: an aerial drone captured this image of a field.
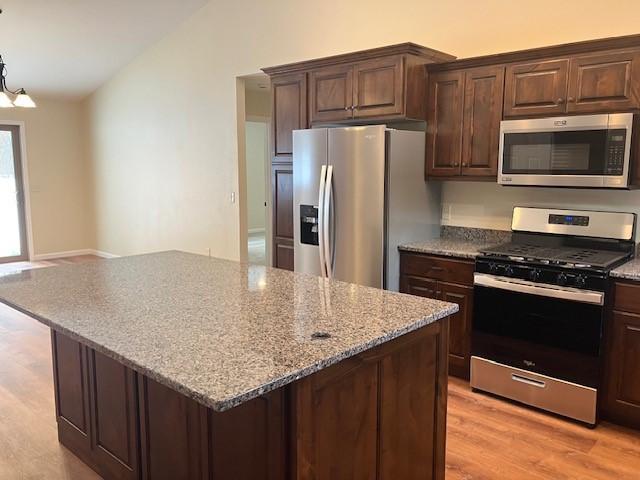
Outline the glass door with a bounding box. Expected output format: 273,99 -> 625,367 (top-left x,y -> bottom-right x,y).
0,125 -> 28,263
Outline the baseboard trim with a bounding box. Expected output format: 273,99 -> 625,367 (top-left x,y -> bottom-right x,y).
32,249 -> 120,261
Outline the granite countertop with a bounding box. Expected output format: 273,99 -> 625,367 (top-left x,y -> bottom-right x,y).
398,226 -> 511,259
0,251 -> 457,412
611,258 -> 640,281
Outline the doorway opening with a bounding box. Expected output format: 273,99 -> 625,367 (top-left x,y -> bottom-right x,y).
238,73 -> 271,265
0,124 -> 28,264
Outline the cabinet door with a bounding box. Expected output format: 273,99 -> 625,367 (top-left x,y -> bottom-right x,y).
439,282 -> 473,379
568,50 -> 640,113
504,59 -> 569,117
271,163 -> 294,270
426,71 -> 464,177
400,274 -> 439,299
461,66 -> 504,177
271,73 -> 307,158
51,331 -> 92,460
353,55 -> 404,118
309,64 -> 354,123
88,350 -> 140,480
138,377 -> 207,480
603,310 -> 640,429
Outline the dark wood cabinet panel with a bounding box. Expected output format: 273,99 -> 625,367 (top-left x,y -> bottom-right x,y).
209,391 -> 286,480
379,332 -> 438,480
568,50 -> 640,113
271,163 -> 294,270
439,282 -> 473,379
426,71 -> 464,177
399,252 -> 474,379
461,66 -> 504,177
504,59 -> 569,117
309,64 -> 354,123
51,331 -> 92,460
272,73 -> 307,157
138,376 -> 206,480
603,309 -> 640,429
353,55 -> 404,118
88,350 -> 139,480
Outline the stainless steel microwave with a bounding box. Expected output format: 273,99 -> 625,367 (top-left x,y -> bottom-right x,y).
498,113 -> 634,188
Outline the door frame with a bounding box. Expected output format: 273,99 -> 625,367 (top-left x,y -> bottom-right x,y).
0,121 -> 33,263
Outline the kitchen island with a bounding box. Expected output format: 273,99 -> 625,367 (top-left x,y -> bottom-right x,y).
0,251 -> 457,480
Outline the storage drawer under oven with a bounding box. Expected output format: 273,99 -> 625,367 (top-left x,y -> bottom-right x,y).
471,356 -> 597,425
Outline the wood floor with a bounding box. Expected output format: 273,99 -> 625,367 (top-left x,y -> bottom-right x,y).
0,255 -> 639,479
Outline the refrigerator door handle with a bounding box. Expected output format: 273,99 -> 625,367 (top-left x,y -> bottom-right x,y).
317,165 -> 327,277
323,165 -> 334,278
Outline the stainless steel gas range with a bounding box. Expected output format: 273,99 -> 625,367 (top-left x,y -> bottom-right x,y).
471,207 -> 636,425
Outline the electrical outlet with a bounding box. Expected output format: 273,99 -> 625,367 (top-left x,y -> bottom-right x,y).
230,191 -> 236,203
441,204 -> 451,222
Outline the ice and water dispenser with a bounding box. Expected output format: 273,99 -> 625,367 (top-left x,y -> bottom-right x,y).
299,205 -> 319,246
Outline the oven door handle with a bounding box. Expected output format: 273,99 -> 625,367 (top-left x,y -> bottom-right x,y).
474,273 -> 604,306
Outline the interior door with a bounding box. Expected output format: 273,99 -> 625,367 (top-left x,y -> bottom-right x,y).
327,126 -> 386,288
0,125 -> 28,263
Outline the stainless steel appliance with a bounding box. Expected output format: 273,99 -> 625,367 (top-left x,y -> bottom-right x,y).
292,125 -> 440,290
498,113 -> 634,188
471,207 -> 636,425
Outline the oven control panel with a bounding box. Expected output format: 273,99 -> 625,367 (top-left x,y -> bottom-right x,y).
548,214 -> 589,227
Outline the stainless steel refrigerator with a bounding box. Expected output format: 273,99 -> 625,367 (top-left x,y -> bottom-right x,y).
292,125 -> 441,291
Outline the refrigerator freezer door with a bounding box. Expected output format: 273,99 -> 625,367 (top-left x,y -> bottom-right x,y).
327,125 -> 386,288
293,128 -> 328,277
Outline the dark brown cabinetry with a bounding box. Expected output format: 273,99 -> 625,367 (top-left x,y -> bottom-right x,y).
426,66 -> 504,178
51,331 -> 140,480
53,322 -> 449,480
602,281 -> 640,429
271,162 -> 294,270
271,73 -> 307,159
309,64 -> 354,123
399,252 -> 474,379
504,50 -> 640,117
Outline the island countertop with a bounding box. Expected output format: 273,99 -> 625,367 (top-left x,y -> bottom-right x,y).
0,250 -> 458,412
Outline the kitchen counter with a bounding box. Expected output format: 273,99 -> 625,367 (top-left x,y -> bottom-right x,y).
0,250 -> 457,412
611,258 -> 640,281
0,250 -> 456,479
399,226 -> 511,259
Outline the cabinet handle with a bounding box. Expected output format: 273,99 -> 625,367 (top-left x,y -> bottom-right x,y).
462,162 -> 468,167
568,96 -> 575,102
430,266 -> 444,271
436,291 -> 442,298
351,105 -> 357,110
557,98 -> 565,104
344,107 -> 350,111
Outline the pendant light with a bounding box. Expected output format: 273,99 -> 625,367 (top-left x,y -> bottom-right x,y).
0,56 -> 36,108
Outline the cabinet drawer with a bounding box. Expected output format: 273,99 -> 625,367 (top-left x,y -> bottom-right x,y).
614,281 -> 640,314
400,253 -> 474,285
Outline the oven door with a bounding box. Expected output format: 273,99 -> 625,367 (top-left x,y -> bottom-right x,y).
498,113 -> 633,188
472,273 -> 605,388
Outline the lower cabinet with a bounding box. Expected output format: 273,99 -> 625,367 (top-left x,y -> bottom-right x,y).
51,331 -> 140,480
400,252 -> 474,379
271,162 -> 294,271
602,281 -> 640,429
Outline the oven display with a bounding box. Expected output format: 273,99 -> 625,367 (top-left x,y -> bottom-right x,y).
549,214 -> 589,226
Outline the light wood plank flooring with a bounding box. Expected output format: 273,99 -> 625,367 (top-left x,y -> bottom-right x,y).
0,255 -> 639,479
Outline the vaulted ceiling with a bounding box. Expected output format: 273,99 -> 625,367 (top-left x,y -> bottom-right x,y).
0,0 -> 208,99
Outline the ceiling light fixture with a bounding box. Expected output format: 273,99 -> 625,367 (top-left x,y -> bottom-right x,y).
0,56 -> 36,108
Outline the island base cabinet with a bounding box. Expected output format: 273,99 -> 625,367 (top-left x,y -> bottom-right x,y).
51,331 -> 140,480
51,320 -> 449,480
292,320 -> 449,480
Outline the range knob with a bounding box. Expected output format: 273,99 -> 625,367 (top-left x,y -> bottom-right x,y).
529,269 -> 541,282
557,273 -> 568,286
504,265 -> 514,277
575,275 -> 587,288
488,262 -> 498,273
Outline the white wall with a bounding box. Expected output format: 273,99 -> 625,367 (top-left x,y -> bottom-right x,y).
84,0 -> 640,259
245,121 -> 268,232
0,98 -> 91,256
442,182 -> 640,231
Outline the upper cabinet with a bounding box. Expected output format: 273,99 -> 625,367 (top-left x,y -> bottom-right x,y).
309,64 -> 354,123
504,49 -> 640,117
567,50 -> 640,113
426,66 -> 504,178
271,73 -> 307,158
504,59 -> 569,117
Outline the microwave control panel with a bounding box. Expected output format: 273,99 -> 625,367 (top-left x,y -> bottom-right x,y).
605,129 -> 627,175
